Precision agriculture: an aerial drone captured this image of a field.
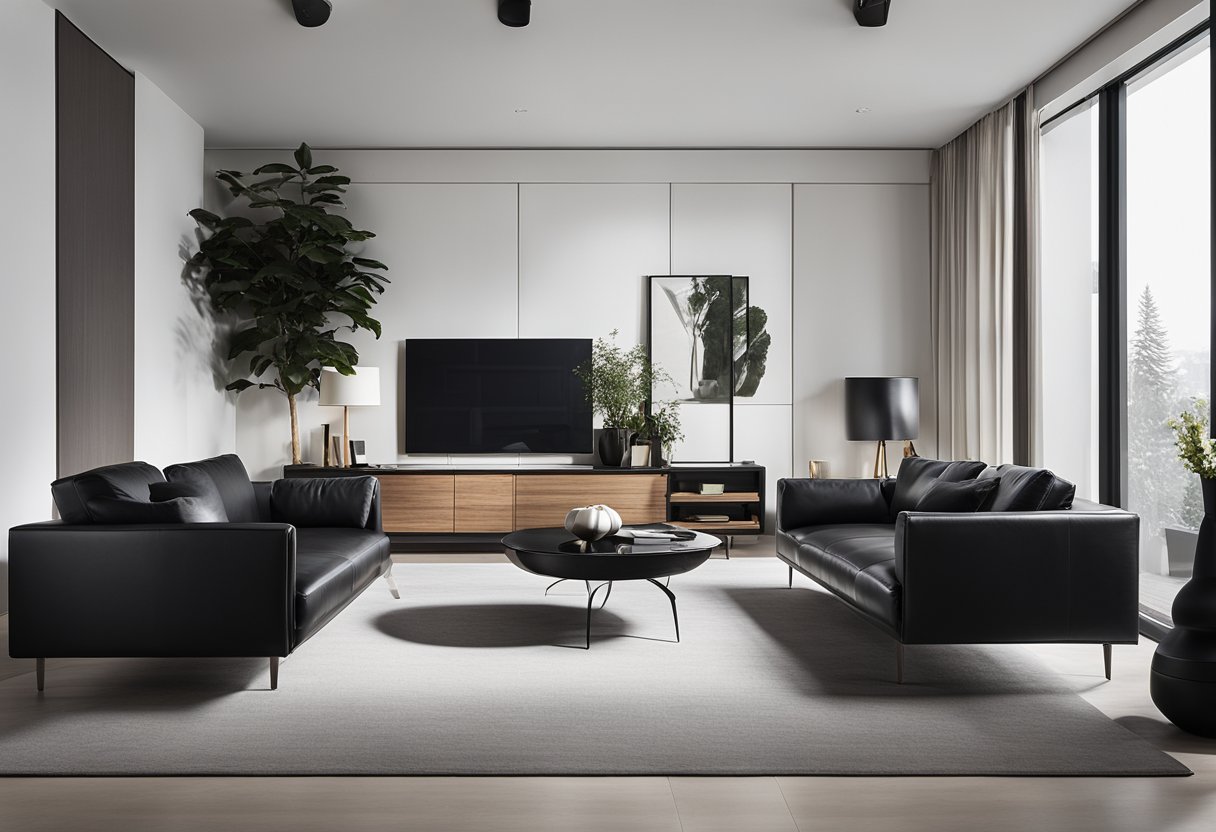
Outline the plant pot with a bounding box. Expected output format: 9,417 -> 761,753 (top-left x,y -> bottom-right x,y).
630,444 -> 652,467
1151,476 -> 1216,737
1164,525 -> 1198,578
595,428 -> 633,468
651,443 -> 667,468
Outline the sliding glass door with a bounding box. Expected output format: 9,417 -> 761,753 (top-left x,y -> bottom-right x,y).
1038,25 -> 1210,630
1124,32 -> 1211,623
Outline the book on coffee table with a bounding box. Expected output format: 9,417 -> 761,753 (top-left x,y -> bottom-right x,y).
614,524 -> 697,542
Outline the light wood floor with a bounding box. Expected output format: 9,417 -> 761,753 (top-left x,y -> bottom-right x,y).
2,543 -> 1214,832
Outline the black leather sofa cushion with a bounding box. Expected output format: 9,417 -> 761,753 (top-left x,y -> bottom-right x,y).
915,478 -> 1000,512
86,496 -> 219,524
294,528 -> 390,642
777,478 -> 890,529
165,454 -> 259,523
51,461 -> 166,524
890,457 -> 987,516
271,477 -> 376,528
148,481 -> 227,522
782,524 -> 900,630
984,464 -> 1076,511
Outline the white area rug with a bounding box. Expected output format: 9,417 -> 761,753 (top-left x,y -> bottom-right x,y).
0,561 -> 1189,775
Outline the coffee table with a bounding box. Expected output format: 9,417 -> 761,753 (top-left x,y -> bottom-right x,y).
501,526 -> 720,648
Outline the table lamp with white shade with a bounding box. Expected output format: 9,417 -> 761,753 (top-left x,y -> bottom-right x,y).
319,366 -> 381,467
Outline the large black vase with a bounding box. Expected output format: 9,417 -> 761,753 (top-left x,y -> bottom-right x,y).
1150,476 -> 1216,737
595,428 -> 632,468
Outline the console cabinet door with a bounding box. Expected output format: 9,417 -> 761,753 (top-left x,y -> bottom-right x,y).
513,474 -> 667,529
377,474 -> 455,533
454,474 -> 515,532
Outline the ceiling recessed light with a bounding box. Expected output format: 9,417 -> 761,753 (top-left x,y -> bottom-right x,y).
855,107 -> 872,114
514,108 -> 529,114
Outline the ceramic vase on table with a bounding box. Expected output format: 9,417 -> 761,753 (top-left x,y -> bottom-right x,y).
564,505 -> 623,542
1150,476 -> 1216,737
595,428 -> 633,467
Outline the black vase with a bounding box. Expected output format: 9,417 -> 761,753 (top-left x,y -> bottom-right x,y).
1150,476 -> 1216,737
595,428 -> 632,468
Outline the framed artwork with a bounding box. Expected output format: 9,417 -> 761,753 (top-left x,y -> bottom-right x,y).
647,275 -> 770,462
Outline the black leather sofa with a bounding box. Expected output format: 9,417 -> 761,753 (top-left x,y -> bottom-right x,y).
777,458 -> 1140,682
8,454 -> 394,691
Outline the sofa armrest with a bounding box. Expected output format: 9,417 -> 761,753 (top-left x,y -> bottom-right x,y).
894,510 -> 1140,644
8,521 -> 296,658
777,478 -> 890,531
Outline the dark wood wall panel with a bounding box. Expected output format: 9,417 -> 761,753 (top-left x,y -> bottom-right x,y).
56,12 -> 135,476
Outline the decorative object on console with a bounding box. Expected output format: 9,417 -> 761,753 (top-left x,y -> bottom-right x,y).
808,460 -> 829,478
564,504 -> 623,542
698,483 -> 725,495
187,142 -> 389,465
349,439 -> 368,467
575,330 -> 675,468
1153,401 -> 1216,736
845,376 -> 920,478
320,366 -> 380,467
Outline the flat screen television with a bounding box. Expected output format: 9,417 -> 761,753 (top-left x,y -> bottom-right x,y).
404,338 -> 593,454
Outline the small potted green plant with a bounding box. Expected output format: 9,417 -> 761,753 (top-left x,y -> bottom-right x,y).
574,330 -> 675,467
645,401 -> 685,467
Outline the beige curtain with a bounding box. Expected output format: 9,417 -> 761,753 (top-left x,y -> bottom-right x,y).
931,92 -> 1032,464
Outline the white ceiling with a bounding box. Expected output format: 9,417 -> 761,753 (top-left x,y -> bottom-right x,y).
46,0 -> 1137,149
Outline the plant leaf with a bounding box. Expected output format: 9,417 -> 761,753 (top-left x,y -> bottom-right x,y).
294,143 -> 313,171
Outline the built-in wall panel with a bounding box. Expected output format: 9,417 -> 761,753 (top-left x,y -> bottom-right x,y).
207,148 -> 934,488
1,0 -> 57,612
670,184 -> 793,407
793,184 -> 934,479
518,184 -> 670,348
133,73 -> 235,469
56,12 -> 135,476
235,184 -> 519,479
733,404 -> 793,527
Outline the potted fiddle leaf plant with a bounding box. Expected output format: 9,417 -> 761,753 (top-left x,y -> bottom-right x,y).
188,143 -> 389,465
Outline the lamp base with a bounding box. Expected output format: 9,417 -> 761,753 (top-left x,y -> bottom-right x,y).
872,440 -> 888,479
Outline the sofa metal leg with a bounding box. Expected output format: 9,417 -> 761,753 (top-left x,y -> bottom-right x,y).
269,657 -> 280,691
383,566 -> 400,600
896,643 -> 904,685
1103,643 -> 1112,680
787,565 -> 793,588
36,658 -> 45,692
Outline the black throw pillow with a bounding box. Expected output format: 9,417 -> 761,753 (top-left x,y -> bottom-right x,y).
890,457 -> 989,515
914,478 -> 1000,513
164,454 -> 259,523
85,496 -> 216,524
148,481 -> 228,522
270,476 -> 376,528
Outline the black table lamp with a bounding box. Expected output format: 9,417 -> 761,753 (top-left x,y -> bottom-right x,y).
845,377 -> 920,478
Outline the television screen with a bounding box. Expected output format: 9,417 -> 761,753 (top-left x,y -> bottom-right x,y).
404,338 -> 593,454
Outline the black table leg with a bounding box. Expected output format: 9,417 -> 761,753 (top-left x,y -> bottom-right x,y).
585,581 -> 612,649
646,578 -> 680,642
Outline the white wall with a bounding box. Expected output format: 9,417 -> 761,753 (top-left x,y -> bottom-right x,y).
0,0 -> 57,613
204,149 -> 933,520
793,185 -> 936,478
134,73 -> 236,468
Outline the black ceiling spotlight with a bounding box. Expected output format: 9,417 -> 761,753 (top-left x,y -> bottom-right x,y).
292,0 -> 332,28
498,0 -> 531,28
854,0 -> 891,27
